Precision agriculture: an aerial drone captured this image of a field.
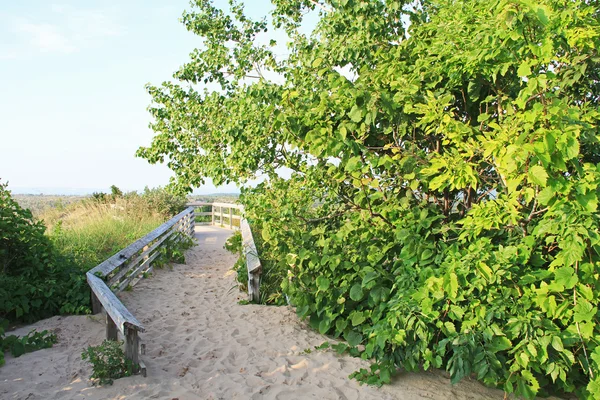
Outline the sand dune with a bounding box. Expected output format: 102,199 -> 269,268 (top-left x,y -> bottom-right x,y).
1,226 -> 507,400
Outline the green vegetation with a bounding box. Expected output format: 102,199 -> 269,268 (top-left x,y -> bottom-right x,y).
0,181 -> 87,321
225,231 -> 248,292
0,320 -> 58,367
155,231 -> 197,266
1,182 -> 189,326
44,189 -> 184,271
137,0 -> 600,398
81,340 -> 134,385
14,194 -> 84,216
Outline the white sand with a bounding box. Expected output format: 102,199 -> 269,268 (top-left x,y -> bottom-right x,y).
1,226 -> 509,400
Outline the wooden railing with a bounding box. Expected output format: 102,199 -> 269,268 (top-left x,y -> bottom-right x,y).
190,202 -> 242,230
86,207 -> 195,375
188,202 -> 262,302
85,202 -> 262,377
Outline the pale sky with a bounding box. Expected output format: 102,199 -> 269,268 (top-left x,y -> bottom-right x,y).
0,0 -> 287,195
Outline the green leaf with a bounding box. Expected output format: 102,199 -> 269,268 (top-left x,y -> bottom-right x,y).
261,228 -> 271,242
349,284 -> 364,301
574,300 -> 597,323
488,336 -> 512,352
319,318 -> 331,334
351,311 -> 366,326
537,186 -> 555,205
345,331 -> 363,347
444,272 -> 458,300
348,106 -> 363,123
528,165 -> 548,187
362,271 -> 378,287
518,62 -> 531,77
346,156 -> 362,172
551,336 -> 564,352
316,276 -> 330,291
554,266 -> 578,289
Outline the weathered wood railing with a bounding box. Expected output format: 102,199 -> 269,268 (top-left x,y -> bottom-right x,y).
188,202 -> 262,302
86,206 -> 195,375
190,202 -> 242,230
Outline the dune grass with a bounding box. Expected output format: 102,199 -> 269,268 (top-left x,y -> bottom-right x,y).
43,197 -> 166,272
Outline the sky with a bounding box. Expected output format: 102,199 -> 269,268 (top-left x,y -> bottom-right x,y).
0,0 -> 286,195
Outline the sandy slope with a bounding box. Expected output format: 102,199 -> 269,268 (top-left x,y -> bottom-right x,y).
1,226 -> 508,400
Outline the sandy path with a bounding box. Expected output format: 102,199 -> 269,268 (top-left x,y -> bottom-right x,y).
1,226 -> 508,400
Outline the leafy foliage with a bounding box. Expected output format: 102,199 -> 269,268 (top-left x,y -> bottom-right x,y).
1,182 -> 189,324
0,320 -> 57,367
138,0 -> 600,398
154,231 -> 197,266
225,231 -> 249,292
0,181 -> 88,322
81,340 -> 133,385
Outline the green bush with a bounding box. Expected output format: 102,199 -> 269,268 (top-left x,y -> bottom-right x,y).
0,181 -> 88,322
1,183 -> 190,324
136,0 -> 600,397
81,340 -> 133,385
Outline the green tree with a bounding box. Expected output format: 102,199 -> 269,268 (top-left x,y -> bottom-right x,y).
137,0 -> 600,397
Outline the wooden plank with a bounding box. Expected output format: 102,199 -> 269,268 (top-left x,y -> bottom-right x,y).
248,272 -> 260,303
187,202 -> 243,209
124,326 -> 140,372
106,314 -> 118,341
138,360 -> 147,377
229,208 -> 233,229
117,251 -> 160,293
108,230 -> 175,287
91,292 -> 102,314
89,207 -> 194,278
86,273 -> 145,334
241,218 -> 261,273
240,218 -> 261,302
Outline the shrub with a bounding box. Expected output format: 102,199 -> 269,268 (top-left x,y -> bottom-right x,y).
0,181 -> 87,322
136,0 -> 600,397
81,340 -> 133,385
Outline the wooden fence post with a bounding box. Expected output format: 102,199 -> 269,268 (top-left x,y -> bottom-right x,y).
248,272 -> 260,303
211,205 -> 215,225
229,207 -> 233,229
190,210 -> 195,236
106,314 -> 118,341
91,292 -> 103,314
124,326 -> 140,372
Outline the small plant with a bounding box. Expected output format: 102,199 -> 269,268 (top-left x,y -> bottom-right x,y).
225,232 -> 249,292
81,340 -> 133,385
0,320 -> 58,367
224,231 -> 242,253
154,231 -> 196,267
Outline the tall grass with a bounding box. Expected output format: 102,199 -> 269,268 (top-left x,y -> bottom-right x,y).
1,185 -> 188,323
42,193 -> 180,272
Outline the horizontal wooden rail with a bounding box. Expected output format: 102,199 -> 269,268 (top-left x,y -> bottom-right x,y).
86,206 -> 196,376
187,202 -> 262,301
